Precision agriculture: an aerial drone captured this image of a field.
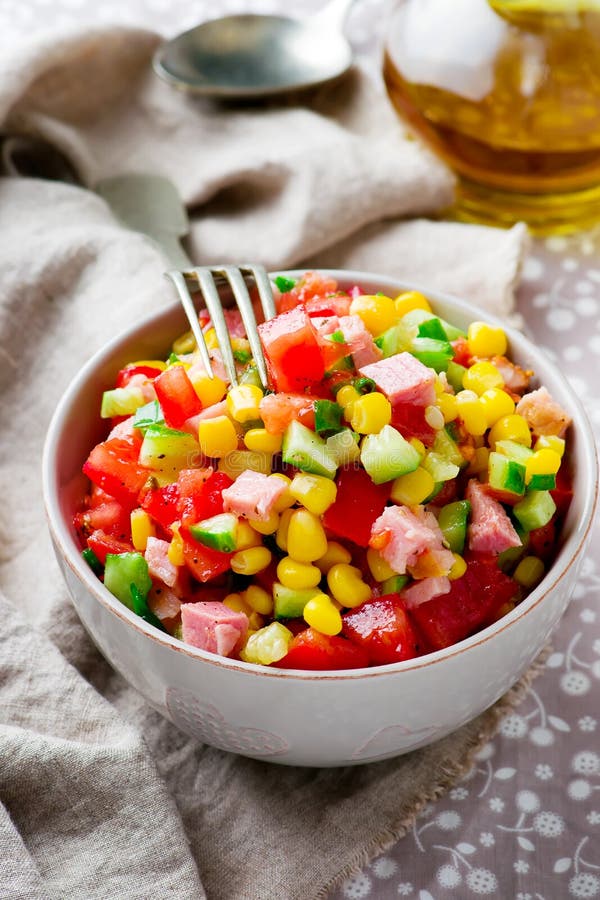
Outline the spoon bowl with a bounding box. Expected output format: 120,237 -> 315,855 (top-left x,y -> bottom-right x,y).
153,4 -> 355,98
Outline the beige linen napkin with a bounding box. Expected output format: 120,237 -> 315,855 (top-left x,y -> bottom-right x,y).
0,25 -> 530,900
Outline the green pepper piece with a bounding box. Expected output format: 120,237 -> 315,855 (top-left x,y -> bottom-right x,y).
274,275 -> 296,293
233,348 -> 252,364
104,552 -> 152,610
417,317 -> 448,342
133,399 -> 165,433
381,574 -> 409,594
354,377 -> 376,394
438,500 -> 471,554
314,399 -> 343,436
411,337 -> 454,373
130,583 -> 166,631
330,330 -> 346,344
82,547 -> 103,576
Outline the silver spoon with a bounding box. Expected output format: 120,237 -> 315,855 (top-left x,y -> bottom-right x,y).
153,0 -> 357,99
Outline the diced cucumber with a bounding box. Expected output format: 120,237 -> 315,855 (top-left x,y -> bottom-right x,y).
494,439 -> 533,464
513,490 -> 556,532
104,552 -> 152,611
240,364 -> 263,388
374,323 -> 412,358
380,574 -> 409,594
325,355 -> 354,375
273,583 -> 320,619
422,452 -> 460,483
139,424 -> 201,481
438,500 -> 471,554
282,420 -> 337,479
100,385 -> 146,418
410,337 -> 454,373
402,309 -> 466,341
314,399 -> 343,437
488,452 -> 526,495
218,450 -> 272,479
360,425 -> 420,484
528,473 -> 557,490
417,317 -> 448,342
433,428 -> 465,469
189,513 -> 238,552
446,361 -> 467,393
326,428 -> 361,466
133,399 -> 165,432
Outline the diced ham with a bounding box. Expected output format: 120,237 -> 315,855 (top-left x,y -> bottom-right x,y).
358,352 -> 436,407
491,356 -> 532,395
222,470 -> 287,522
182,400 -> 229,437
339,314 -> 382,368
401,576 -> 451,610
147,584 -> 182,622
208,348 -> 228,382
516,386 -> 571,438
145,536 -> 180,588
181,601 -> 248,657
466,479 -> 522,555
125,372 -> 157,402
198,307 -> 247,338
370,505 -> 453,576
312,315 -> 340,336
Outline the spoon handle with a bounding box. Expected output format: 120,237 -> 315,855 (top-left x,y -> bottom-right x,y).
311,0 -> 359,31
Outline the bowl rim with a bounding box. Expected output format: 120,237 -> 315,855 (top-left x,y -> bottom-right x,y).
42,268 -> 599,681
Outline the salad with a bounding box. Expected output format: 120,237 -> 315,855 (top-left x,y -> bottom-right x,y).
75,272 -> 573,670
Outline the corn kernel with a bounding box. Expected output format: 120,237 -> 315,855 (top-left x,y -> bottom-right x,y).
248,512 -> 280,535
456,391 -> 488,436
467,322 -> 507,357
525,448 -> 562,484
534,434 -> 566,457
489,414 -> 532,449
448,553 -> 467,580
235,521 -> 262,550
287,509 -> 328,563
366,548 -> 396,582
204,328 -> 218,350
394,290 -> 432,317
337,385 -> 361,410
198,415 -> 239,457
167,525 -> 185,566
277,556 -> 322,590
409,437 -> 426,459
514,556 -> 545,588
350,392 -> 392,434
241,622 -> 293,665
226,384 -> 264,423
479,387 -> 515,426
130,508 -> 155,552
289,473 -> 337,515
467,446 -> 490,475
303,592 -> 343,635
315,541 -> 352,574
191,372 -> 227,407
275,508 -> 294,552
223,593 -> 252,615
462,361 -> 504,395
327,563 -> 372,608
244,428 -> 283,454
349,294 -> 397,336
248,611 -> 265,631
172,330 -> 196,355
244,584 -> 274,616
390,466 -> 435,505
438,393 -> 459,423
230,546 -> 272,575
131,359 -> 167,371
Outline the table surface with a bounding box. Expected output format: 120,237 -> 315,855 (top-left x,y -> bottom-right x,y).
5,0 -> 600,897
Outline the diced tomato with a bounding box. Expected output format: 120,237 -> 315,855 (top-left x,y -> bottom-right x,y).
451,337 -> 472,368
428,478 -> 459,507
182,534 -> 232,583
258,306 -> 325,393
277,272 -> 340,313
551,465 -> 573,520
140,482 -> 181,531
116,364 -> 163,388
86,529 -> 134,564
88,484 -> 118,508
83,438 -> 149,510
409,555 -> 518,650
259,393 -> 315,434
342,594 -> 420,665
391,402 -> 436,446
177,469 -> 233,527
75,500 -> 131,541
154,366 -> 202,429
528,519 -> 557,562
305,295 -> 352,318
323,467 -> 390,547
276,628 -> 370,670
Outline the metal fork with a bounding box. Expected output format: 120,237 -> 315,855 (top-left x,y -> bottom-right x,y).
166,264 -> 277,388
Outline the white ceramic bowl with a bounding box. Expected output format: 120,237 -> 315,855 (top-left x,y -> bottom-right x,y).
43,270 -> 598,767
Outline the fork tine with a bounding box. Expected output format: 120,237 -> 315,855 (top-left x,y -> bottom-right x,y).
193,268 -> 239,386
165,270 -> 214,378
223,265 -> 270,389
244,263 -> 277,320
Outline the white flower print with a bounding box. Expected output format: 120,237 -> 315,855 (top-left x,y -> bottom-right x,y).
397,882 -> 413,896
579,717 -> 597,732
499,714 -> 528,739
516,894 -> 532,900
449,787 -> 469,801
533,811 -> 565,837
489,797 -> 505,812
371,857 -> 397,879
593,639 -> 600,656
535,763 -> 554,780
569,872 -> 600,898
569,779 -> 593,801
341,873 -> 371,899
572,751 -> 600,775
514,860 -> 530,874
465,868 -> 498,894
516,790 -> 541,813
435,811 -> 462,831
561,671 -> 592,696
437,864 -> 462,888
587,811 -> 600,825
479,832 -> 495,847
529,725 -> 555,746
580,609 -> 597,624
